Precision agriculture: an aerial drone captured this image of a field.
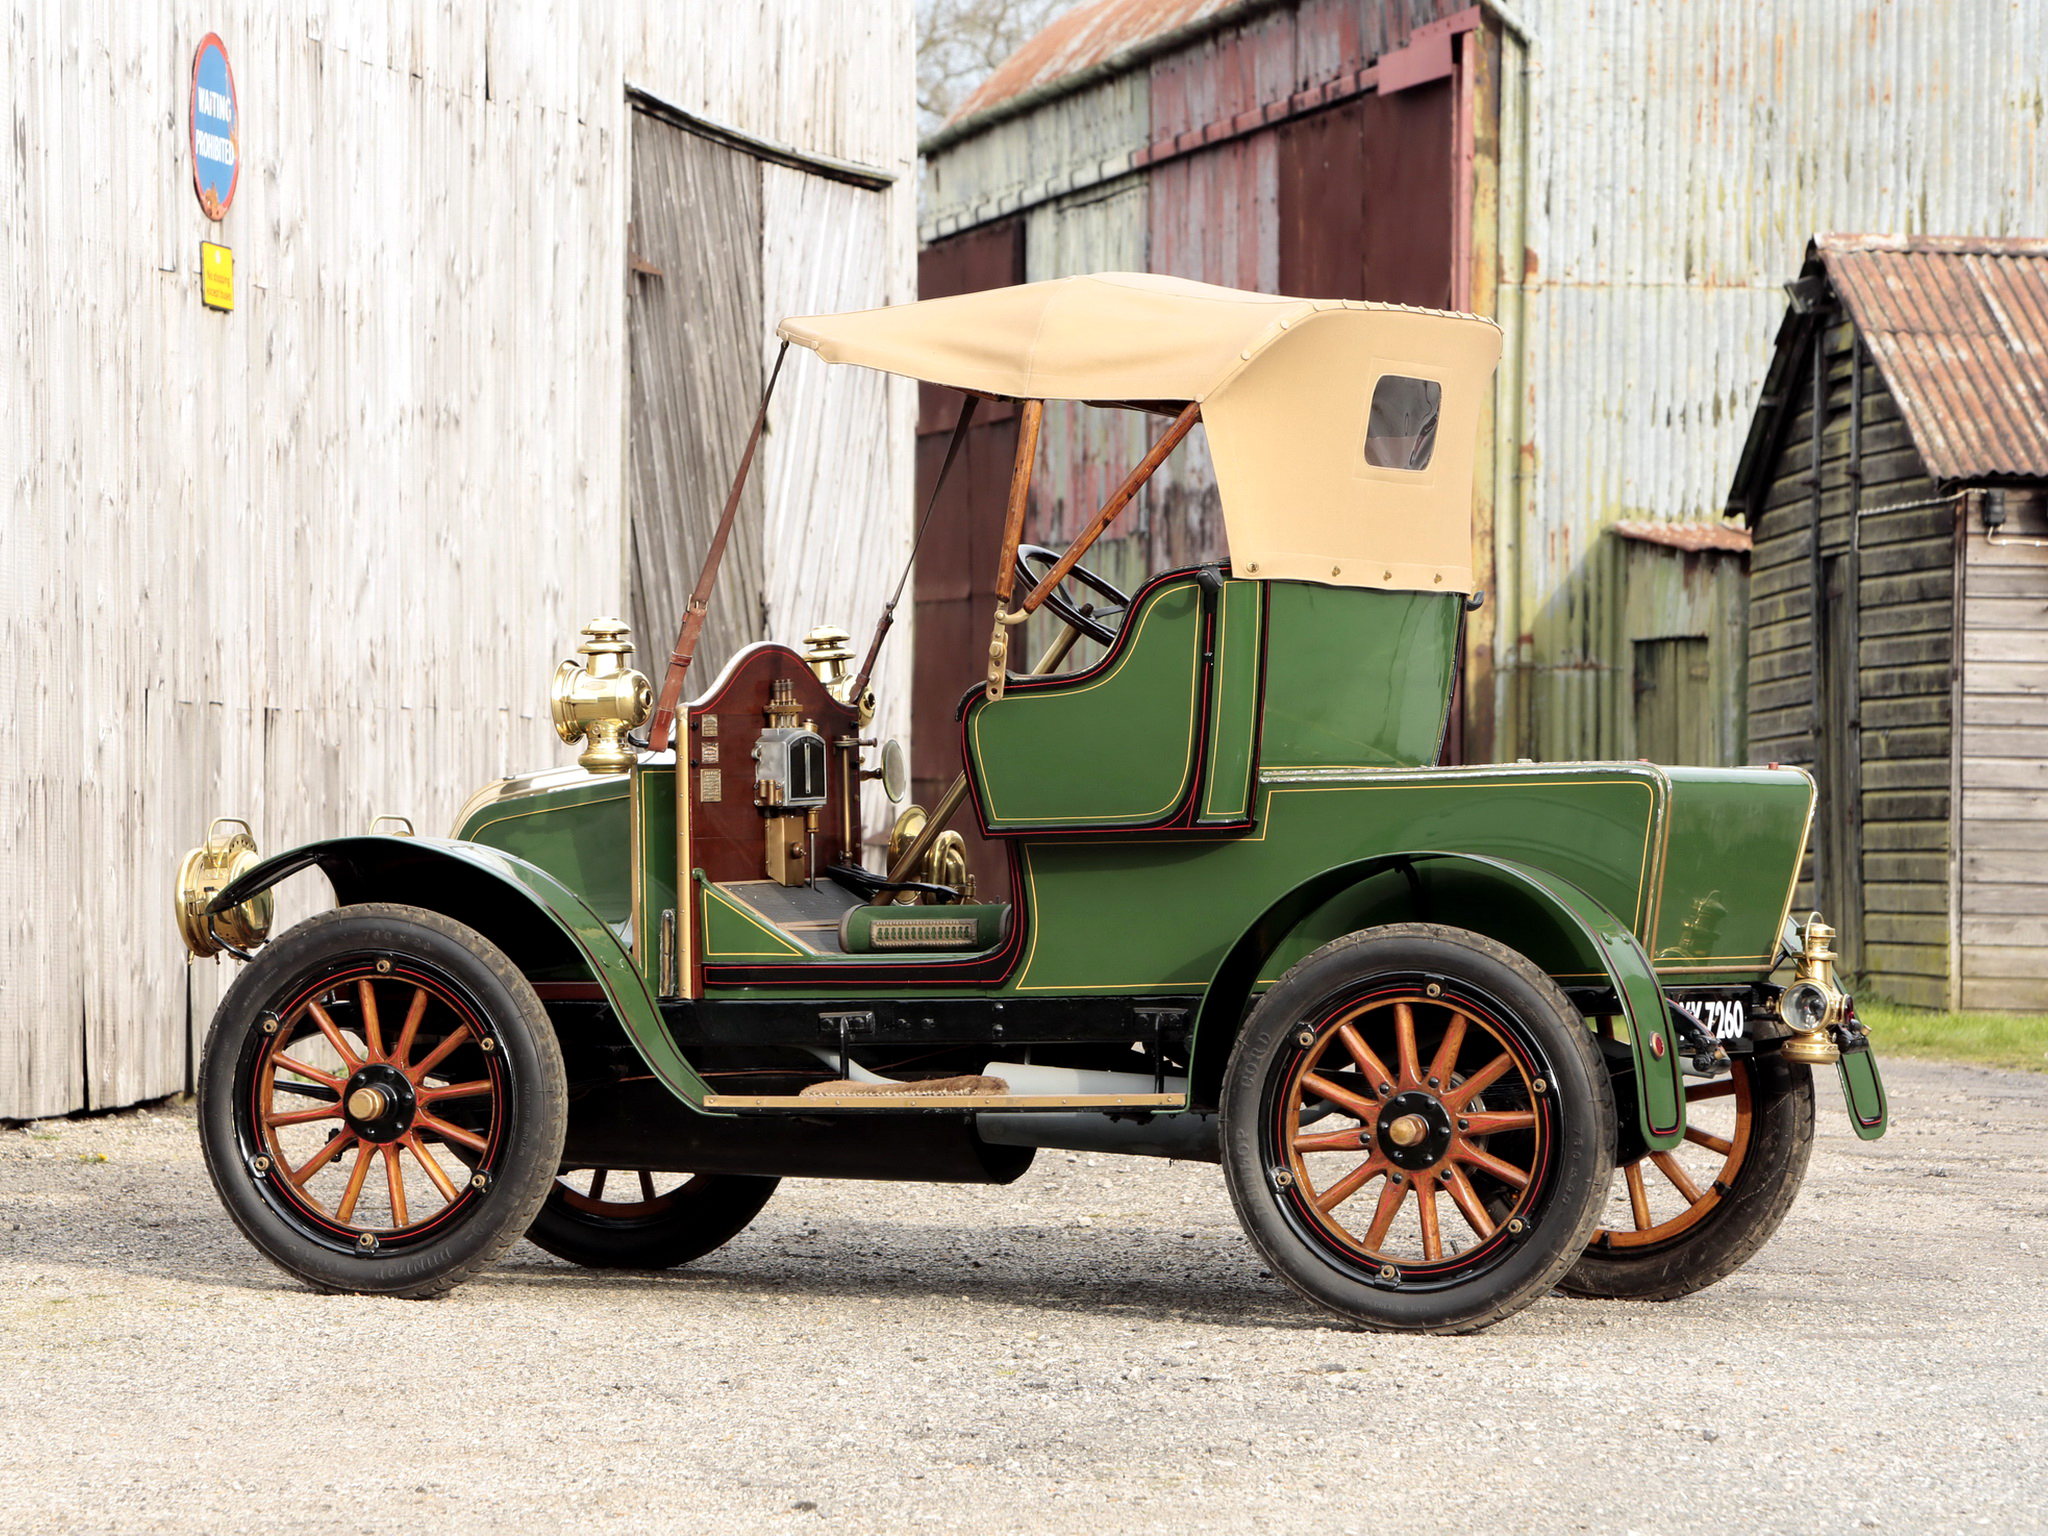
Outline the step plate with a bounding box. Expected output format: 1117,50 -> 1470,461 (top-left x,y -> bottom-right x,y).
701,1091 -> 1187,1112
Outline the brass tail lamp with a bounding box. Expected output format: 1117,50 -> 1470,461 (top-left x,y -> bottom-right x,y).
1779,912 -> 1849,1066
552,619 -> 653,773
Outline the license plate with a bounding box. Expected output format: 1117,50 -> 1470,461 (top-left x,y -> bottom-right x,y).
1693,999 -> 1748,1039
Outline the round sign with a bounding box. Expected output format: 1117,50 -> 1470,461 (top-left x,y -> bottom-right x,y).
190,34 -> 239,220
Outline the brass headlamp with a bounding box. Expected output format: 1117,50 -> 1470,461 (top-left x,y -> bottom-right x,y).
175,817 -> 274,959
1779,912 -> 1848,1065
551,618 -> 652,774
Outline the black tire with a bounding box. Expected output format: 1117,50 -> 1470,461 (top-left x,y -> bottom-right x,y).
526,1170 -> 778,1269
197,903 -> 568,1299
1222,923 -> 1614,1334
1561,1051 -> 1814,1301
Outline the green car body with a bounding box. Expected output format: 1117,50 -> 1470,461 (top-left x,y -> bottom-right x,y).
218,571 -> 1883,1157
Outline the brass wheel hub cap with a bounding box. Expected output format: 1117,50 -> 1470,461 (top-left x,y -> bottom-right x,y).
340,1062 -> 417,1145
1385,1113 -> 1428,1147
1377,1090 -> 1456,1171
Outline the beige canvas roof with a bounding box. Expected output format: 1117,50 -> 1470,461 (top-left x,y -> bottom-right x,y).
779,273 -> 1502,594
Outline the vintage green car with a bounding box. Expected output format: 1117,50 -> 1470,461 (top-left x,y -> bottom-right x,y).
179,274 -> 1887,1332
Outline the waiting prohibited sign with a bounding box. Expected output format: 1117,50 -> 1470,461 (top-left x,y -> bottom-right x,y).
190,34 -> 239,220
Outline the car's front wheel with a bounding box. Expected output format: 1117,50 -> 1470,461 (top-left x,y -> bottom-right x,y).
1222,923 -> 1614,1333
197,903 -> 567,1298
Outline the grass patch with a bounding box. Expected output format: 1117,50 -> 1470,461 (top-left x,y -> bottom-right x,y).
1857,997 -> 2048,1074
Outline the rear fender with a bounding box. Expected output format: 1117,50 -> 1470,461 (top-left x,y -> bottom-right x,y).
1191,850 -> 1685,1150
209,835 -> 712,1108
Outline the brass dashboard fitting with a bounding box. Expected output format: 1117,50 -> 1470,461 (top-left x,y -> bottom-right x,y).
1779,912 -> 1847,1065
175,817 -> 274,959
804,625 -> 875,723
551,618 -> 653,774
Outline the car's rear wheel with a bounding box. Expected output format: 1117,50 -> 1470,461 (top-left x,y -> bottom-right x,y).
197,903 -> 567,1298
1222,923 -> 1614,1334
526,1169 -> 778,1269
1561,1052 -> 1813,1300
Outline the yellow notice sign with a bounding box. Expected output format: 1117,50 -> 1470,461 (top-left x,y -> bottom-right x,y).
201,241 -> 233,312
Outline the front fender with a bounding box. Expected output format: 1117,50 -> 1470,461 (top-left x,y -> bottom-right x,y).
209,835 -> 712,1108
1192,850 -> 1685,1151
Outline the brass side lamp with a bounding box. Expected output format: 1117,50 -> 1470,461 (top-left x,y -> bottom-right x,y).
175,817 -> 274,959
1779,912 -> 1849,1065
551,619 -> 653,774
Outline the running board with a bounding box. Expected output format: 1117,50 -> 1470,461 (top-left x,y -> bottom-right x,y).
701,1091 -> 1186,1112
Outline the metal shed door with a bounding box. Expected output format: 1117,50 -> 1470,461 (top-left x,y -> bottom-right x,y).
627,109 -> 767,681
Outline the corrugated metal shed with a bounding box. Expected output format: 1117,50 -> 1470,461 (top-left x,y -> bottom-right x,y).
0,0 -> 916,1120
920,0 -> 2048,768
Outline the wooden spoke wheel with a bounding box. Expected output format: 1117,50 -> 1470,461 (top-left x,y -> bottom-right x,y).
199,904 -> 566,1298
1224,924 -> 1613,1334
525,1168 -> 779,1270
1561,1052 -> 1814,1301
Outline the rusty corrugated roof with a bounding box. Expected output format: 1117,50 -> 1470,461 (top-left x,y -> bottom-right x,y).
947,0 -> 1243,127
1818,233 -> 2048,482
1609,520 -> 1753,554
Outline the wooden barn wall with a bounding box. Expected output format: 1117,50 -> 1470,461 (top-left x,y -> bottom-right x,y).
0,0 -> 914,1120
1956,493 -> 2048,1012
1746,318 -> 1956,1008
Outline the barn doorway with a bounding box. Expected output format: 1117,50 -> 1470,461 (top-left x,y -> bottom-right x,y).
625,106 -> 767,681
1632,636 -> 1714,765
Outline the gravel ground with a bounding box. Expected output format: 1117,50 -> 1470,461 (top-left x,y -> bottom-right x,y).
0,1055 -> 2041,1535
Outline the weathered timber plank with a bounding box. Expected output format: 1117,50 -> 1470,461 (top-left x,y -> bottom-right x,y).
1860,664 -> 1953,701
1860,942 -> 1949,979
1961,662 -> 2047,696
1862,695 -> 1950,730
1864,852 -> 1950,884
1869,973 -> 1948,1010
1860,724 -> 1950,760
1960,726 -> 2048,758
1959,944 -> 2048,980
1858,504 -> 1960,547
1749,645 -> 1813,685
1961,915 -> 2048,946
1861,790 -> 1950,823
1863,879 -> 1949,912
1862,631 -> 1954,669
1751,677 -> 1818,714
1964,627 -> 2048,662
1863,758 -> 1951,792
1961,848 -> 2048,884
1962,693 -> 2048,727
1861,599 -> 1956,638
1961,788 -> 2048,820
1958,976 -> 2048,1011
1865,912 -> 1951,946
1960,757 -> 2048,790
1862,539 -> 1957,580
1861,821 -> 1948,853
1961,567 -> 2048,599
1964,595 -> 2048,632
1961,881 -> 2048,916
1962,817 -> 2048,849
1861,569 -> 1952,608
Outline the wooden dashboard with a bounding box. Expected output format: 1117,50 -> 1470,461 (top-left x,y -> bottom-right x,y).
685,646 -> 866,886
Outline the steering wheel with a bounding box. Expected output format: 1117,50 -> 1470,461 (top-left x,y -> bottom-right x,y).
1014,544 -> 1133,647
